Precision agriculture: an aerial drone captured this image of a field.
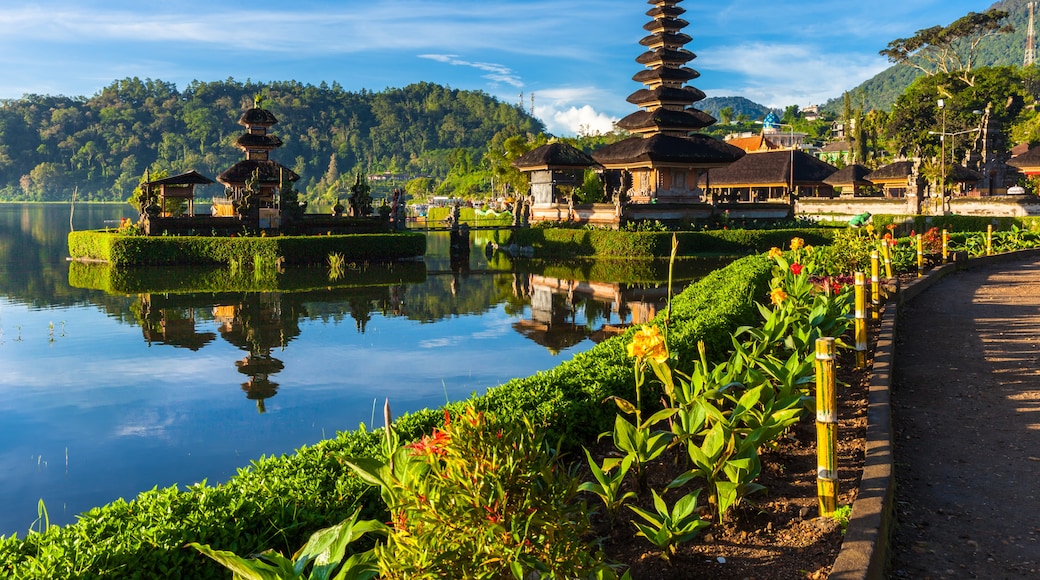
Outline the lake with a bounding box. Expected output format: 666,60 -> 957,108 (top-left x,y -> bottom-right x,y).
0,203 -> 728,536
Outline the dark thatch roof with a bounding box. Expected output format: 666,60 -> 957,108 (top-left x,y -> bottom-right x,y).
823,164 -> 873,187
639,32 -> 692,47
647,6 -> 685,19
236,134 -> 284,149
643,18 -> 689,32
633,67 -> 699,84
513,142 -> 599,170
626,86 -> 705,106
145,170 -> 215,186
592,134 -> 745,167
239,108 -> 278,126
636,49 -> 695,66
863,161 -> 913,182
616,108 -> 715,132
218,160 -> 299,186
707,150 -> 837,186
1007,146 -> 1040,169
948,164 -> 984,182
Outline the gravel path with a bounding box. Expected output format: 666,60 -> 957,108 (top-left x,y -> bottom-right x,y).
890,257 -> 1040,578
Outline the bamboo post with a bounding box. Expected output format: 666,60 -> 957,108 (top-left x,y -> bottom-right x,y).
986,224 -> 993,256
916,233 -> 924,278
815,337 -> 838,517
870,250 -> 880,320
854,272 -> 867,368
942,229 -> 949,263
882,241 -> 893,280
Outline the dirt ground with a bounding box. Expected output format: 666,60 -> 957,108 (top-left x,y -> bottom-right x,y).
890,257 -> 1040,578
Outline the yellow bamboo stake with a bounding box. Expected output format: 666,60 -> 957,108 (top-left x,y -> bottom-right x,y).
870,250 -> 880,320
815,337 -> 838,517
916,233 -> 924,277
882,241 -> 893,279
987,224 -> 993,256
942,229 -> 949,263
854,272 -> 867,368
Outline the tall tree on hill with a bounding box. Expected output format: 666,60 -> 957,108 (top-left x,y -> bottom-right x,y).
880,10 -> 1014,86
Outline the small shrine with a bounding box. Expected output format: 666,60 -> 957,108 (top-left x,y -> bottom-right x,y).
214,95 -> 299,227
141,170 -> 215,217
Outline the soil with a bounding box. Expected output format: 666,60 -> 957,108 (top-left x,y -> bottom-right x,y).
888,258 -> 1040,578
590,344 -> 872,579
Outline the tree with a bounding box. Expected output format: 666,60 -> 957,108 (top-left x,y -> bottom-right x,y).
880,10 -> 1013,86
718,106 -> 734,125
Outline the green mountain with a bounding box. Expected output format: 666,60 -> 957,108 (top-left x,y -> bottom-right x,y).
823,0 -> 1034,114
0,79 -> 544,203
698,96 -> 777,123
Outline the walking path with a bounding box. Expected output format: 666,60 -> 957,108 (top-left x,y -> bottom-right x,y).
889,256 -> 1040,578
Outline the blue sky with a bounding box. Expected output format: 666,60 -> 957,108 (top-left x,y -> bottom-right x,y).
0,0 -> 995,135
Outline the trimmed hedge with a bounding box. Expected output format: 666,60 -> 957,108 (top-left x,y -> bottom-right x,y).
67,231 -> 427,266
0,254 -> 776,579
511,228 -> 836,258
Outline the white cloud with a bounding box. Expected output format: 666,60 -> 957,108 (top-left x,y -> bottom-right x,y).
698,42 -> 892,107
527,87 -> 621,136
419,55 -> 524,88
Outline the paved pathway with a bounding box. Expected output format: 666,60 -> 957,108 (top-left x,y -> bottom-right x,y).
890,257 -> 1040,578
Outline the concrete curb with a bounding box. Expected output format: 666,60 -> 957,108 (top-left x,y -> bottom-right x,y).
825,249 -> 1040,579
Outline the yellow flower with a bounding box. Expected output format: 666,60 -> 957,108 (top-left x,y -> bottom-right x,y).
865,224 -> 875,235
768,247 -> 783,259
626,325 -> 668,363
770,287 -> 788,305
789,237 -> 805,251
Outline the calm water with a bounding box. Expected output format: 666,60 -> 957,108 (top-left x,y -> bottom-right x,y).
0,204 -> 727,536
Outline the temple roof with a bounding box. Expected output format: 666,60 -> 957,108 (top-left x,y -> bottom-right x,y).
1007,145 -> 1040,169
236,134 -> 284,149
616,108 -> 716,132
647,5 -> 685,18
218,160 -> 299,186
626,86 -> 705,106
513,142 -> 599,170
707,150 -> 837,186
593,134 -> 745,167
633,67 -> 699,84
238,108 -> 278,127
725,135 -> 780,153
145,170 -> 215,186
636,48 -> 696,66
644,18 -> 689,33
863,161 -> 913,182
823,164 -> 874,187
639,32 -> 692,47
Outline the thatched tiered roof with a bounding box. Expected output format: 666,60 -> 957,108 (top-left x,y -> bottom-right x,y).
218,160 -> 299,186
594,134 -> 744,166
145,170 -> 215,187
1007,146 -> 1040,173
864,161 -> 914,184
239,108 -> 278,127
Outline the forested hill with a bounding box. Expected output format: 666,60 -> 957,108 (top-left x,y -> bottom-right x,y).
0,78 -> 544,202
823,0 -> 1034,114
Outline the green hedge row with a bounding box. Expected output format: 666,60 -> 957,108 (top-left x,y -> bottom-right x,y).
67,231 -> 427,266
0,252 -> 776,579
511,228 -> 836,258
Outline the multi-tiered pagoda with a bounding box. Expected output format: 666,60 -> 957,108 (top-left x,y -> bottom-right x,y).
215,99 -> 299,222
592,0 -> 743,208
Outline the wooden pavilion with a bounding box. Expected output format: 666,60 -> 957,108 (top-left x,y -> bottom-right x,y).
513,142 -> 599,205
863,161 -> 915,198
704,149 -> 837,202
143,170 -> 215,217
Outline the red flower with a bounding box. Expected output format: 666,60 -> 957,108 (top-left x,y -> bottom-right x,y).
407,428 -> 451,457
790,263 -> 803,275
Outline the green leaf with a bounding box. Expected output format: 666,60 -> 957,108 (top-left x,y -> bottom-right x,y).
188,543 -> 296,580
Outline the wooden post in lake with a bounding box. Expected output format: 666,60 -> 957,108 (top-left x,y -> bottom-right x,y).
815,337 -> 838,517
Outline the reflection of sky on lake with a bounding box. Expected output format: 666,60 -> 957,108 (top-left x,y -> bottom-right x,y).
0,292 -> 590,535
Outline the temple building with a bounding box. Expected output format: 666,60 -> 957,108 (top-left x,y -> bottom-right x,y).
214,98 -> 300,226
518,0 -> 743,226
591,0 -> 744,209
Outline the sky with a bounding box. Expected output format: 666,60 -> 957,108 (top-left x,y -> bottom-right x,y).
0,0 -> 999,136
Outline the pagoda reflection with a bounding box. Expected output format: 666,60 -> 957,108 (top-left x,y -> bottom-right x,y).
213,293 -> 304,413
511,274 -> 669,354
